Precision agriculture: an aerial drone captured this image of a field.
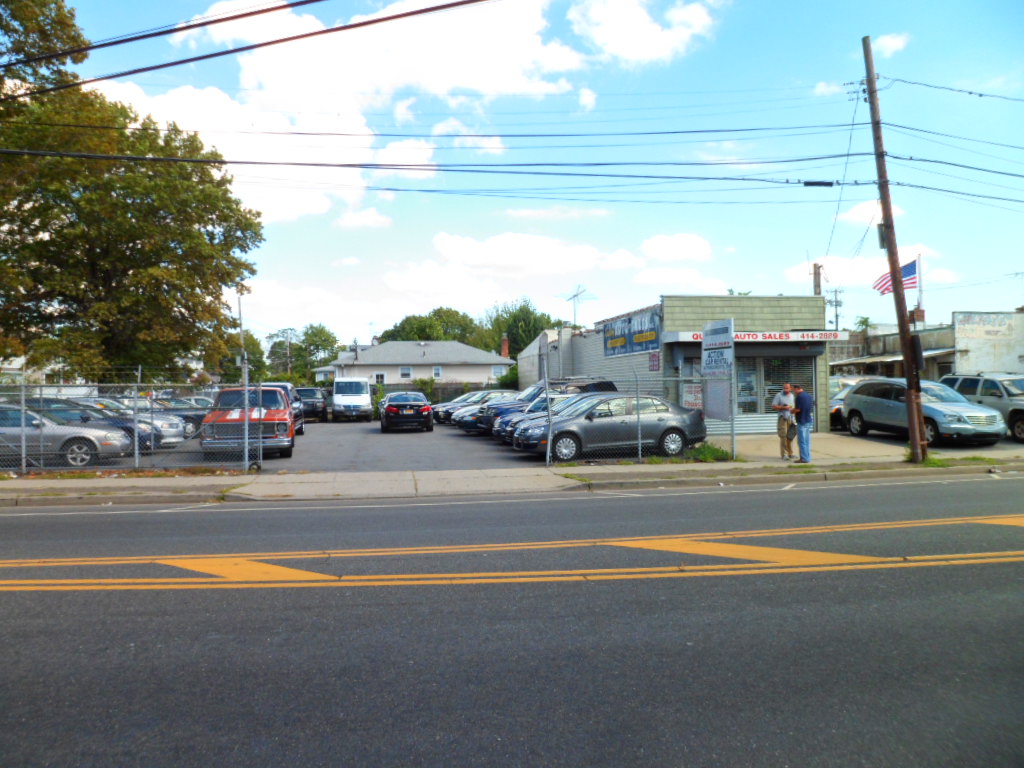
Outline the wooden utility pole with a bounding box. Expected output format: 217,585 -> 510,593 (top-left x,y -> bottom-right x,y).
862,36 -> 927,461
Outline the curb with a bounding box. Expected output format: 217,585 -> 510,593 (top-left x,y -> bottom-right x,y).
568,462 -> 1024,493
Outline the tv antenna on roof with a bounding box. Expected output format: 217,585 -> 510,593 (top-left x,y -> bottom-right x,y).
565,284 -> 589,327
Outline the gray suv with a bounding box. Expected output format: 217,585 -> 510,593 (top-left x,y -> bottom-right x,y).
843,378 -> 1006,446
939,373 -> 1024,443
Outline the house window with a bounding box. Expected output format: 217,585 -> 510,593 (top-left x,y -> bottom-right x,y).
492,365 -> 506,379
400,366 -> 412,379
374,373 -> 385,385
433,366 -> 443,379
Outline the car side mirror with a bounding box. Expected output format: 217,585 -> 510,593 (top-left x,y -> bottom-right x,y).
32,419 -> 42,428
586,412 -> 595,421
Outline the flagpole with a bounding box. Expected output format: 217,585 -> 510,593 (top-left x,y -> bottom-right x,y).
917,253 -> 923,311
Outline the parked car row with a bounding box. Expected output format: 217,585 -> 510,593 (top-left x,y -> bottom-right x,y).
429,381 -> 706,462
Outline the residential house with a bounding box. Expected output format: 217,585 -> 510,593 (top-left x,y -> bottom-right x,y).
325,340 -> 514,387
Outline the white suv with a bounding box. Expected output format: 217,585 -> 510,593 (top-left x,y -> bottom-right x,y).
939,373 -> 1024,443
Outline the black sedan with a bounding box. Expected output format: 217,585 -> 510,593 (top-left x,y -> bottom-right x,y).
380,392 -> 434,433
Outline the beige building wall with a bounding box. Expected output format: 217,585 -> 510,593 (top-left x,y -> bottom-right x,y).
662,295 -> 829,428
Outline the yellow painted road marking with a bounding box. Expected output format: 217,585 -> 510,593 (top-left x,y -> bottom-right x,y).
0,513 -> 1020,592
156,558 -> 338,581
612,538 -> 886,565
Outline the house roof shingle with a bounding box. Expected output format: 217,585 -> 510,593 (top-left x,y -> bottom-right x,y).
338,341 -> 514,366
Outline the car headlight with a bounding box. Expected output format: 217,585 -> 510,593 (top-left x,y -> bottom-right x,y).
105,432 -> 124,442
942,413 -> 967,424
137,423 -> 153,432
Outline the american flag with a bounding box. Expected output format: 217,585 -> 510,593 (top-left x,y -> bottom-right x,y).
872,260 -> 918,296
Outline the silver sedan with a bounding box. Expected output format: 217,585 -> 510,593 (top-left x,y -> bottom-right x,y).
0,405 -> 132,468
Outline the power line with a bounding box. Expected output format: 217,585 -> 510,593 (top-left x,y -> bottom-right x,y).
0,0 -> 501,104
0,0 -> 331,70
882,76 -> 1024,103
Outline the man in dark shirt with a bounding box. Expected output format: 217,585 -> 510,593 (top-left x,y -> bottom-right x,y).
792,383 -> 814,463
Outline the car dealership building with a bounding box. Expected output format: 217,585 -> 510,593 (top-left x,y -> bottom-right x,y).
520,295 -> 843,434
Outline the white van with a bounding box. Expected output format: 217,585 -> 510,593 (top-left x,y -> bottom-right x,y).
328,377 -> 373,422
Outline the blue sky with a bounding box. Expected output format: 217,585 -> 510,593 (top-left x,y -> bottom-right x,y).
66,0 -> 1024,347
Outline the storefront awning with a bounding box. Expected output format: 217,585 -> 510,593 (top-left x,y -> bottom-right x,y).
830,353 -> 902,367
831,347 -> 955,368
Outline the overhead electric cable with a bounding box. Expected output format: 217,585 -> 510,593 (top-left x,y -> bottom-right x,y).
0,0 -> 331,70
822,90 -> 860,257
0,0 -> 501,103
882,77 -> 1024,103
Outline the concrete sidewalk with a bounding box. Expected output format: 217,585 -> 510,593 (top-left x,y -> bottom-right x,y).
1,433 -> 1022,507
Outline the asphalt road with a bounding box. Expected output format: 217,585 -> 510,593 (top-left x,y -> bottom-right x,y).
2,475 -> 1022,767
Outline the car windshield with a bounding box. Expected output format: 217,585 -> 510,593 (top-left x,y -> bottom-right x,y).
517,384 -> 544,402
215,390 -> 286,409
832,386 -> 852,401
335,382 -> 369,395
920,384 -> 967,404
296,388 -> 321,398
157,398 -> 198,408
1003,378 -> 1024,396
388,393 -> 427,404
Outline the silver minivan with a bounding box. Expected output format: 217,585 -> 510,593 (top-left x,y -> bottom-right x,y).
844,378 -> 1006,446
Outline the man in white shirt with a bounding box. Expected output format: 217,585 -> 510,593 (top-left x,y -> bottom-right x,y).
772,382 -> 796,460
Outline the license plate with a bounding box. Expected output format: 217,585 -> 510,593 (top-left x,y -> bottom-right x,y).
401,409 -> 414,415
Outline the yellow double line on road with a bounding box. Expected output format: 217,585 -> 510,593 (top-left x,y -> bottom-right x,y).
1,514 -> 1022,592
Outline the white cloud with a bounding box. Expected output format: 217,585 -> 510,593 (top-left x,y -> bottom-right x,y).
334,256 -> 361,266
394,98 -> 416,124
633,266 -> 728,293
335,208 -> 392,229
814,82 -> 843,96
641,233 -> 713,262
790,246 -> 950,289
372,139 -> 436,178
873,33 -> 910,58
579,87 -> 597,110
433,118 -> 506,155
837,200 -> 904,225
568,0 -> 714,64
505,206 -> 611,219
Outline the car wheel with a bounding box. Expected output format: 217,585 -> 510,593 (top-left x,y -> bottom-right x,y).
659,428 -> 686,456
847,411 -> 868,437
552,433 -> 581,462
296,420 -> 305,436
1010,415 -> 1024,443
426,422 -> 434,432
331,411 -> 340,423
923,418 -> 939,446
62,438 -> 96,467
279,445 -> 293,458
380,421 -> 388,433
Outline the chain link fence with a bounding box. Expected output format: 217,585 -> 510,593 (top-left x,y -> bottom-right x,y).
489,373 -> 727,465
0,382 -> 285,473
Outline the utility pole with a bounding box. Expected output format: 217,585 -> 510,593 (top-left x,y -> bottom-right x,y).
863,36 -> 927,461
826,289 -> 843,330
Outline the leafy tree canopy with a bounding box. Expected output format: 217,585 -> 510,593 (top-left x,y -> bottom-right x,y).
380,300 -> 557,360
0,91 -> 262,379
0,0 -> 88,102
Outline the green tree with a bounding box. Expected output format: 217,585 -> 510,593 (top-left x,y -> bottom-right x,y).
0,94 -> 262,378
214,330 -> 267,383
470,298 -> 557,359
854,316 -> 873,333
301,323 -> 340,367
0,0 -> 88,103
427,307 -> 479,342
378,314 -> 444,342
266,328 -> 300,376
